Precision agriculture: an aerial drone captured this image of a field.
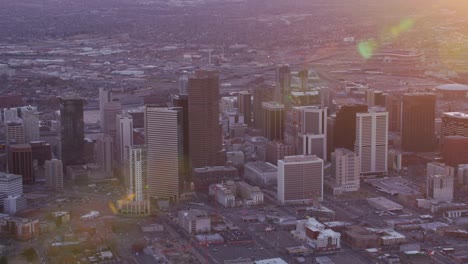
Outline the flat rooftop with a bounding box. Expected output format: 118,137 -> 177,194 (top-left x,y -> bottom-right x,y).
245,161 -> 277,173
365,177 -> 421,196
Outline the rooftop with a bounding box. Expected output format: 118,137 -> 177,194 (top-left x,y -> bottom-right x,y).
437,84 -> 468,91
245,161 -> 277,173
443,112 -> 468,119
0,172 -> 22,181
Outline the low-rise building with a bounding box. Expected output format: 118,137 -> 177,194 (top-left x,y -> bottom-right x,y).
244,161 -> 277,186
342,225 -> 379,249
209,183 -> 236,207
292,218 -> 341,252
178,209 -> 211,234
236,181 -> 264,205
0,216 -> 39,240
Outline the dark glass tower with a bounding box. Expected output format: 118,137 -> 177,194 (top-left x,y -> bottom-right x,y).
401,93 -> 436,152
172,94 -> 190,184
334,104 -> 368,151
188,70 -> 223,170
60,98 -> 85,169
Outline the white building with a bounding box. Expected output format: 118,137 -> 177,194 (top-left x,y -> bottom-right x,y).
145,107 -> 182,202
427,162 -> 454,179
354,110 -> 388,176
427,174 -> 454,202
44,159 -> 63,192
244,161 -> 277,186
99,87 -> 111,129
3,195 -> 27,215
278,155 -> 323,205
2,108 -> 19,123
236,181 -> 264,205
209,183 -> 236,207
458,164 -> 468,185
21,106 -> 40,143
6,121 -> 25,144
331,148 -> 360,193
0,173 -> 23,213
116,114 -> 133,164
178,209 -> 211,234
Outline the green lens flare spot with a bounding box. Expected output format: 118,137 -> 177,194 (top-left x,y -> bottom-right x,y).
358,41 -> 376,59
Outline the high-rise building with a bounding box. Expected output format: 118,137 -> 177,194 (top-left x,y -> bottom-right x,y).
386,94 -> 402,132
96,134 -> 113,174
441,136 -> 468,167
44,159 -> 63,192
116,114 -> 133,164
0,172 -> 23,198
366,90 -> 386,107
401,93 -> 436,152
253,85 -> 275,129
277,155 -> 323,205
237,91 -> 252,125
327,115 -> 336,161
187,70 -> 223,169
99,87 -> 112,129
293,106 -> 328,160
1,107 -> 19,124
262,102 -> 285,141
334,104 -> 368,151
441,112 -> 468,143
6,121 -> 25,144
102,100 -> 122,160
60,98 -> 84,168
354,110 -> 388,176
275,64 -> 291,110
118,146 -> 150,215
9,144 -> 34,184
178,73 -> 188,95
30,141 -> 52,167
145,107 -> 183,202
332,148 -> 360,193
427,162 -> 454,179
427,174 -> 454,202
298,134 -> 327,160
172,94 -> 190,183
298,69 -> 308,91
21,106 -> 40,143
266,141 -> 294,166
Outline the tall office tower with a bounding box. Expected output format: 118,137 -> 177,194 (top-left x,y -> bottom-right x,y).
145,107 -> 183,202
102,100 -> 121,137
99,87 -> 112,128
441,112 -> 468,143
9,144 -> 34,184
386,95 -> 402,132
354,110 -> 388,176
30,141 -> 52,167
319,87 -> 332,108
332,148 -> 360,193
334,104 -> 368,151
117,145 -> 150,215
0,172 -> 23,198
253,85 -> 275,129
128,109 -> 145,129
2,108 -> 19,123
294,106 -> 328,160
5,121 -> 25,144
116,114 -> 133,164
0,172 -> 23,212
278,155 -> 323,205
366,90 -> 386,107
21,106 -> 40,142
60,98 -> 84,168
266,141 -> 294,166
187,70 -> 223,169
262,102 -> 285,141
427,174 -> 454,202
237,91 -> 252,125
178,72 -> 189,95
172,94 -> 189,183
327,115 -> 336,161
44,159 -> 63,192
275,64 -> 291,110
96,134 -> 113,174
441,136 -> 468,167
401,93 -> 436,152
458,164 -> 468,186
298,70 -> 308,91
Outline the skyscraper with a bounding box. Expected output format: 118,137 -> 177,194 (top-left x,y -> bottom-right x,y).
116,114 -> 133,164
334,104 -> 368,151
275,64 -> 291,110
262,102 -> 285,141
117,145 -> 150,215
21,106 -> 40,143
188,70 -> 223,169
44,159 -> 63,192
178,73 -> 188,95
386,94 -> 402,132
145,106 -> 183,202
441,112 -> 468,144
99,87 -> 112,129
237,91 -> 252,125
298,69 -> 308,92
354,110 -> 388,176
172,94 -> 189,183
60,98 -> 84,168
294,106 -> 328,160
277,155 -> 323,205
253,85 -> 274,129
5,121 -> 25,144
9,144 -> 34,184
96,134 -> 113,174
332,148 -> 360,193
401,93 -> 436,152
